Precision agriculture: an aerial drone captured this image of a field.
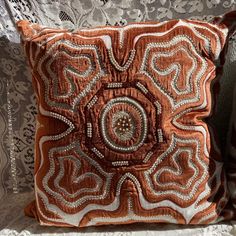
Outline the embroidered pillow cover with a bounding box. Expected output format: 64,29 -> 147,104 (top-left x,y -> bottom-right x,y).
17,11 -> 236,227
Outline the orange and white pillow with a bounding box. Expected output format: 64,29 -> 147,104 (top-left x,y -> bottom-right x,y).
17,11 -> 236,227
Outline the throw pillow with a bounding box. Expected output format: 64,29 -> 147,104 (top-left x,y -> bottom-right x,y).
17,11 -> 236,227
227,86 -> 236,206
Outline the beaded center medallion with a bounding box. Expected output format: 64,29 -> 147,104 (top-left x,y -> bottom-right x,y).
100,97 -> 148,152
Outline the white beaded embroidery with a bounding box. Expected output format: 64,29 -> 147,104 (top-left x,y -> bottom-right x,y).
136,81 -> 149,94
91,147 -> 105,159
87,96 -> 98,109
86,123 -> 92,138
157,129 -> 163,143
107,82 -> 123,88
143,151 -> 154,163
108,49 -> 136,71
112,161 -> 129,167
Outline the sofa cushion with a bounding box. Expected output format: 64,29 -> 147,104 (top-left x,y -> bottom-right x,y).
17,11 -> 236,227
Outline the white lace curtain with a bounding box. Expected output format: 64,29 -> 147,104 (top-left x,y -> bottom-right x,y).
0,0 -> 236,200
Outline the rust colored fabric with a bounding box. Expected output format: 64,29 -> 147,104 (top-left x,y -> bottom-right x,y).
17,11 -> 236,227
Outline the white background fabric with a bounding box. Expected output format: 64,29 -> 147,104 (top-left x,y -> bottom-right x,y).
1,0 -> 236,235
